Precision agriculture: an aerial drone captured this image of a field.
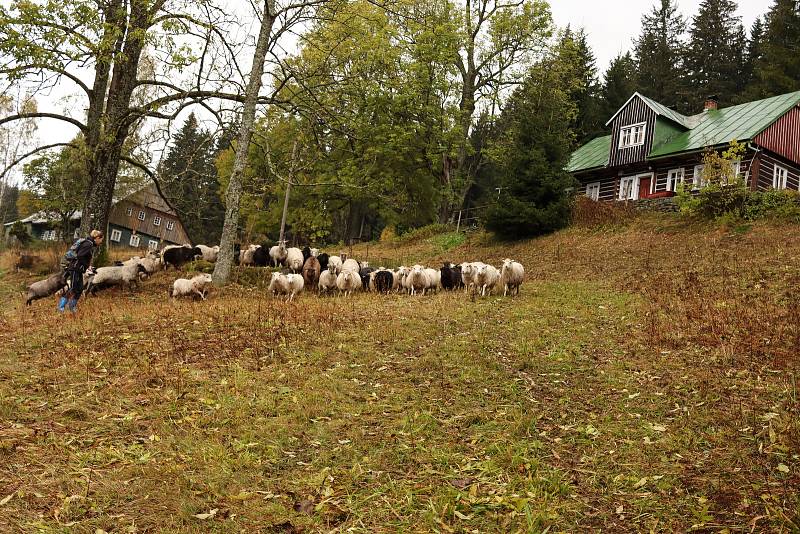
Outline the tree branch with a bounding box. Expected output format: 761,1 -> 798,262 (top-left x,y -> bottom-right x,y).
0,112 -> 87,132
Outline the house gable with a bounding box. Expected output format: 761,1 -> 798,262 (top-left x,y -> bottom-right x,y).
607,95 -> 658,168
754,105 -> 800,166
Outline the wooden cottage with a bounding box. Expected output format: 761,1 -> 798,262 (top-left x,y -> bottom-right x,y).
568,91 -> 800,201
4,183 -> 190,249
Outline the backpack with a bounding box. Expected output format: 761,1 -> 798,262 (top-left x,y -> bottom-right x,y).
61,238 -> 90,271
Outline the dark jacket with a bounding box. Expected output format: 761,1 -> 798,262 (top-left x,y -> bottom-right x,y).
73,237 -> 96,272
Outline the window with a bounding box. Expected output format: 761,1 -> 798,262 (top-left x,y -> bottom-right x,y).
126,207 -> 133,216
153,215 -> 161,226
618,176 -> 638,200
138,210 -> 146,221
110,229 -> 122,242
129,234 -> 140,247
148,240 -> 159,251
666,168 -> 684,192
585,182 -> 601,201
41,230 -> 55,241
774,165 -> 788,190
693,164 -> 706,189
619,123 -> 646,149
166,220 -> 175,231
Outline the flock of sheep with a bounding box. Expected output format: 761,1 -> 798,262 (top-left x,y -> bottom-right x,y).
24,241 -> 525,305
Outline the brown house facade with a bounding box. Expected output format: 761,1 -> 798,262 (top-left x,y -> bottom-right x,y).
106,184 -> 190,249
568,91 -> 800,202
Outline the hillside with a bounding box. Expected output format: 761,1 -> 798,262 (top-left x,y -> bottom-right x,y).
0,214 -> 798,532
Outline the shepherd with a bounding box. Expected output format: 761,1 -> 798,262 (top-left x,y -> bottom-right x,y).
58,229 -> 104,312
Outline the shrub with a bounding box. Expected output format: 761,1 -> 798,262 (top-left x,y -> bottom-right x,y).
8,221 -> 31,245
395,223 -> 453,244
571,196 -> 638,227
745,189 -> 800,222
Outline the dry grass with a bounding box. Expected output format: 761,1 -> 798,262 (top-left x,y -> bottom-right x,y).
0,212 -> 798,532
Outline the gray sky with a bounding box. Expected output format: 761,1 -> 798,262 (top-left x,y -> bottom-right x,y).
550,0 -> 767,74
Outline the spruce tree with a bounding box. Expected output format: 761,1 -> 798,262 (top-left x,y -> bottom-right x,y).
685,0 -> 744,108
752,0 -> 800,97
634,0 -> 688,110
159,114 -> 225,245
0,184 -> 19,223
602,52 -> 638,120
484,41 -> 577,240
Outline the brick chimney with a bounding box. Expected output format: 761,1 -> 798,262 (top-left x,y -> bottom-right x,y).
704,95 -> 719,112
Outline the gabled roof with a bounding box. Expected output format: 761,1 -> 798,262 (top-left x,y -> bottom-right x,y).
649,91 -> 800,158
605,92 -> 692,129
566,135 -> 610,173
3,210 -> 82,227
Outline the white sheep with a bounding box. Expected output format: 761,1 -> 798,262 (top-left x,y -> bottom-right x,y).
500,259 -> 525,296
396,266 -> 411,293
170,273 -> 213,300
310,248 -> 319,257
87,262 -> 147,294
285,247 -> 304,273
318,269 -> 338,295
285,273 -> 304,301
424,267 -> 440,293
269,241 -> 287,267
407,265 -> 429,296
327,255 -> 343,275
268,272 -> 290,297
460,262 -> 485,294
196,244 -> 220,262
342,258 -> 360,273
336,269 -> 361,297
474,263 -> 500,296
240,244 -> 259,266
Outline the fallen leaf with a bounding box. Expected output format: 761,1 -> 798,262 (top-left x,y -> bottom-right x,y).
450,478 -> 475,490
634,477 -> 648,489
194,508 -> 218,520
294,499 -> 315,515
0,493 -> 14,506
650,424 -> 667,432
777,464 -> 790,474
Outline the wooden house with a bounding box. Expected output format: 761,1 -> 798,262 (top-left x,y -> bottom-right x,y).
567,91 -> 800,201
4,183 -> 190,249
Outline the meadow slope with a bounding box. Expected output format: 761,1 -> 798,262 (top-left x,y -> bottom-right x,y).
0,215 -> 798,532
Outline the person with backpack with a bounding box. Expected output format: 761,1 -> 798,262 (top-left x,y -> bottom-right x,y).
58,229 -> 104,312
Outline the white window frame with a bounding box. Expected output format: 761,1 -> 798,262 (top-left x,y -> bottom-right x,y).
618,175 -> 639,200
126,207 -> 133,216
774,165 -> 788,190
585,182 -> 601,201
137,210 -> 146,221
693,164 -> 706,189
666,168 -> 685,192
153,215 -> 162,226
129,234 -> 141,247
166,220 -> 175,231
148,239 -> 159,251
110,229 -> 122,242
619,122 -> 647,149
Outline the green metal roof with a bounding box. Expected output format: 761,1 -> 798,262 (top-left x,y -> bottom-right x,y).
566,135 -> 610,172
648,91 -> 800,158
638,94 -> 693,129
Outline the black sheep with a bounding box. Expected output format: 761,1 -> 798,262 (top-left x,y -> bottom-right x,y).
163,246 -> 202,270
440,262 -> 463,290
317,252 -> 329,273
374,270 -> 393,293
302,246 -> 311,263
252,245 -> 269,266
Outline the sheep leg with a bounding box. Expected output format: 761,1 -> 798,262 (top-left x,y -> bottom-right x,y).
194,289 -> 206,300
504,284 -> 508,297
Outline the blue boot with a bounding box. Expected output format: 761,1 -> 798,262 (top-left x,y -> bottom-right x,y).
66,298 -> 78,313
57,296 -> 68,312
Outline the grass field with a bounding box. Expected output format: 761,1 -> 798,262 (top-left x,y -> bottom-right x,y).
0,214 -> 798,532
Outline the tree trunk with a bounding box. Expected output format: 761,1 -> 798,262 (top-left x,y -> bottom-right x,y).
213,0 -> 277,285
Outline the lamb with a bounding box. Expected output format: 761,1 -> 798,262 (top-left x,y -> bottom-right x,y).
25,273 -> 67,305
395,266 -> 411,293
302,256 -> 321,290
407,265 -> 430,296
123,252 -> 161,275
285,273 -> 304,301
169,273 -> 213,300
269,241 -> 288,267
440,262 -> 463,291
196,244 -> 220,263
268,272 -> 290,297
373,269 -> 394,294
424,267 -> 440,293
500,259 -> 525,296
460,262 -> 485,293
318,269 -> 338,295
342,258 -> 360,273
474,263 -> 500,297
285,247 -> 304,273
336,269 -> 361,297
87,262 -> 148,294
327,255 -> 343,275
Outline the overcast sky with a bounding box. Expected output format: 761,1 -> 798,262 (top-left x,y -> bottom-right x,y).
551,0 -> 766,73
